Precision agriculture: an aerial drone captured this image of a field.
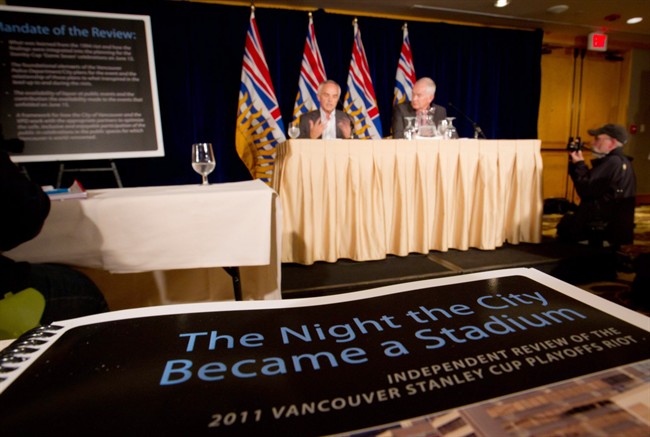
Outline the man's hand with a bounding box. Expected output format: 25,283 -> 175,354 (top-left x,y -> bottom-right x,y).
308,118 -> 325,139
338,118 -> 353,139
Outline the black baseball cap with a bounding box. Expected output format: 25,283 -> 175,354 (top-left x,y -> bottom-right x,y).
587,124 -> 627,144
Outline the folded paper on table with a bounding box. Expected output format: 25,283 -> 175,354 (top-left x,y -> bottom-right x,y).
43,179 -> 87,200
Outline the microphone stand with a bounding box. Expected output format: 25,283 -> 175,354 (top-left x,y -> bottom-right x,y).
447,102 -> 487,139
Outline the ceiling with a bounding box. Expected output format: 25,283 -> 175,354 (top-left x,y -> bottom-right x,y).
214,0 -> 650,48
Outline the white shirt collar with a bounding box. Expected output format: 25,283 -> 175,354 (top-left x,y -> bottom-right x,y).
320,109 -> 337,139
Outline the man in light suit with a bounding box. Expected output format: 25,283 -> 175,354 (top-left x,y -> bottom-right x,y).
299,80 -> 354,139
391,77 -> 447,139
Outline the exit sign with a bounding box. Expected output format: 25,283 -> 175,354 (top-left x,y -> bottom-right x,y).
588,32 -> 608,51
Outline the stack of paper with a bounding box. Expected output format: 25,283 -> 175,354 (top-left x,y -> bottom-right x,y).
42,180 -> 87,200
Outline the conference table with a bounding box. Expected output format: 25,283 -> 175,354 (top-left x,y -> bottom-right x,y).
273,138 -> 543,265
6,179 -> 281,305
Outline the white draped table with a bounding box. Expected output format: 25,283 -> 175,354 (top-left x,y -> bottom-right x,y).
273,139 -> 543,265
6,179 -> 281,303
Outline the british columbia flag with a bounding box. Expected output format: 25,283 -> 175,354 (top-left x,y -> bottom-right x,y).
235,7 -> 285,183
343,19 -> 382,139
292,13 -> 327,122
393,23 -> 416,106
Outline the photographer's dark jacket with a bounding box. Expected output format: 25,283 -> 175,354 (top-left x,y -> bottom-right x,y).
568,147 -> 636,245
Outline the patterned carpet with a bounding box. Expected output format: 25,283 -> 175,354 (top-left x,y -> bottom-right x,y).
543,205 -> 650,316
542,205 -> 650,244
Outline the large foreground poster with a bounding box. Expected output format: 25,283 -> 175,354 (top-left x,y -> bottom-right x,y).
0,268 -> 648,435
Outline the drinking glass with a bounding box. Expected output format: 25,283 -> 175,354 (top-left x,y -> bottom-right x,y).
404,116 -> 417,140
288,121 -> 300,139
417,113 -> 436,137
444,117 -> 459,139
191,142 -> 215,185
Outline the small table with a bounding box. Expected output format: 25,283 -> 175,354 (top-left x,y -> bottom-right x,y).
6,180 -> 281,303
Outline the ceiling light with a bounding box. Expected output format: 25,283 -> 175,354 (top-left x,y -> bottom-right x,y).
547,5 -> 569,15
494,0 -> 510,8
627,17 -> 643,24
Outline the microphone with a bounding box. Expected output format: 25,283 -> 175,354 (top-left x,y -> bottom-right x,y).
447,102 -> 487,139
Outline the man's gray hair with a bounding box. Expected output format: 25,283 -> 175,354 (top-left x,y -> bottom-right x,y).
415,77 -> 436,96
318,80 -> 341,95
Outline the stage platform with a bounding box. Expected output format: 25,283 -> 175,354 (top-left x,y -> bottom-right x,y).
282,208 -> 650,316
281,237 -> 617,298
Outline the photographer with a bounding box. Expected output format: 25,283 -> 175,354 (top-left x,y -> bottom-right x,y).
556,124 -> 636,248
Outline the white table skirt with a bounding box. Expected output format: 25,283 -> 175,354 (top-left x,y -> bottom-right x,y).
6,180 -> 281,301
274,139 -> 543,265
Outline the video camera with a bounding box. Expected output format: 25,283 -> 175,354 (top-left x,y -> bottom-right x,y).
566,136 -> 584,152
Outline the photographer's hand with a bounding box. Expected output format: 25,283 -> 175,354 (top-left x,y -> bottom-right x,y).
569,150 -> 584,163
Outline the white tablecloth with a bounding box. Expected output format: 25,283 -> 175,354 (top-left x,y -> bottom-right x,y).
274,139 -> 543,265
6,180 -> 281,301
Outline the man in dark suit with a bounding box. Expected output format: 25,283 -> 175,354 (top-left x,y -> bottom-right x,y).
391,77 -> 447,139
298,80 -> 354,139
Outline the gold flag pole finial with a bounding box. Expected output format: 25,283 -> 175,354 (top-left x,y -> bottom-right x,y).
403,22 -> 408,31
353,17 -> 358,26
250,3 -> 255,12
308,11 -> 312,18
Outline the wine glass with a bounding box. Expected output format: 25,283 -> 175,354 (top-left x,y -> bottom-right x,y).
438,119 -> 447,137
404,116 -> 417,140
191,143 -> 215,185
287,122 -> 300,139
444,117 -> 459,139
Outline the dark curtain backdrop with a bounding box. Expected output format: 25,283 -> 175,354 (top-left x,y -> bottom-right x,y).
8,0 -> 543,187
